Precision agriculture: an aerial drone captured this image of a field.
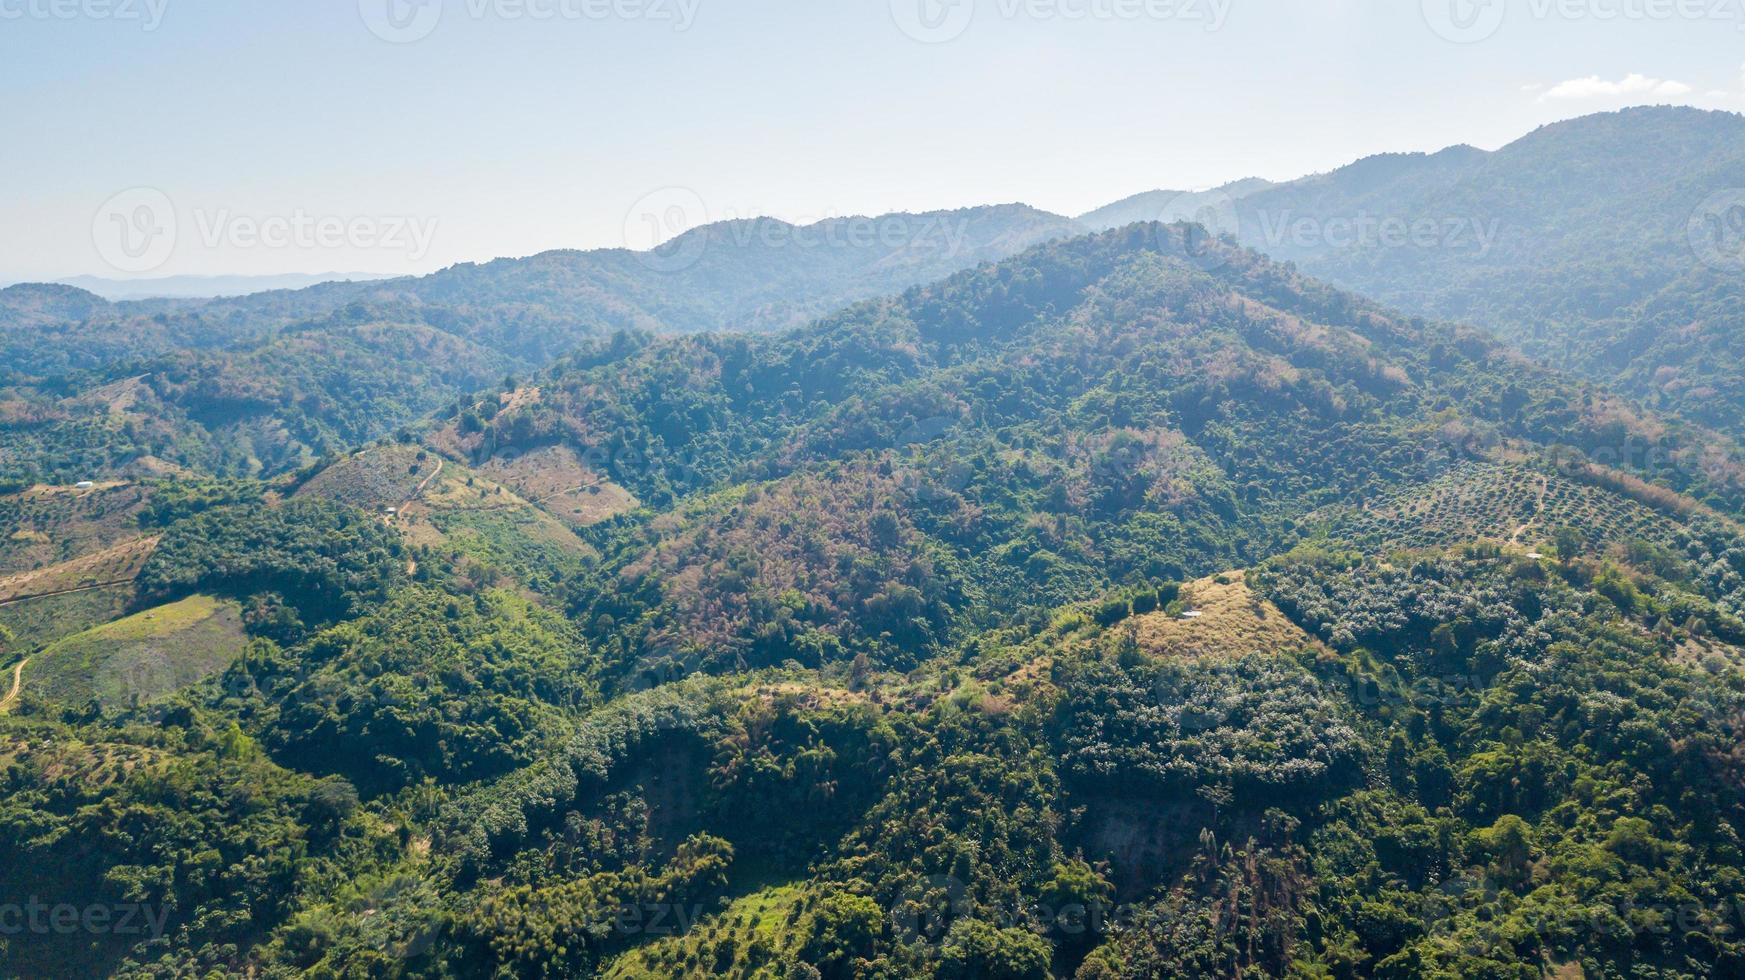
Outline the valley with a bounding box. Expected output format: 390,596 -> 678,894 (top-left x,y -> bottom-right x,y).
3,106 -> 1745,979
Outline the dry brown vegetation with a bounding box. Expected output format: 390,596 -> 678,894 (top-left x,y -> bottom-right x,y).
613,462 -> 962,669
0,482 -> 152,574
0,535 -> 159,603
424,386 -> 544,460
294,445 -> 440,511
476,444 -> 639,527
1130,570 -> 1322,661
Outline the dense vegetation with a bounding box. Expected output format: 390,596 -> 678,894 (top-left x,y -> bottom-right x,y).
7,145 -> 1745,977
1208,106 -> 1745,441
0,206 -> 1077,483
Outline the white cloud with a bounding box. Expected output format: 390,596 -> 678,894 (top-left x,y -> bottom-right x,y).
1539,73 -> 1694,101
1700,63 -> 1745,103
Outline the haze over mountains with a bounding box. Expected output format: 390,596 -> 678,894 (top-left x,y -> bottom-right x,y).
9,106 -> 1745,979
40,273 -> 403,302
12,106 -> 1745,485
1092,107 -> 1745,437
1075,177 -> 1276,231
0,204 -> 1081,479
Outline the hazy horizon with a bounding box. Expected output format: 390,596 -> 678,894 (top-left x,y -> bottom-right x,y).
7,0 -> 1745,281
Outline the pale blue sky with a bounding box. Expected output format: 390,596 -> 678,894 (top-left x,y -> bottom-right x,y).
4,0 -> 1743,280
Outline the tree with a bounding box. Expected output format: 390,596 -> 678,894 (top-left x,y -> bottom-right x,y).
937,920 -> 1051,980
802,893 -> 883,977
1552,526 -> 1585,564
1471,814 -> 1533,883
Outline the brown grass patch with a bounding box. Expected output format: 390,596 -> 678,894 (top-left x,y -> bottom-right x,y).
0,536 -> 158,603
475,444 -> 639,527
748,682 -> 871,711
0,481 -> 153,575
1130,570 -> 1322,660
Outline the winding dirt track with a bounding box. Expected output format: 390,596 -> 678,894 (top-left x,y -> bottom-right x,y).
1509,475 -> 1551,546
0,658 -> 26,712
411,459 -> 444,498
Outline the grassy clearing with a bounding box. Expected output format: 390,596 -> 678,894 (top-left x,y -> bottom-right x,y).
0,482 -> 151,574
423,506 -> 595,589
0,535 -> 158,602
294,444 -> 441,512
603,883 -> 815,980
377,452 -> 600,590
0,584 -> 133,653
22,594 -> 247,715
476,444 -> 640,528
1131,571 -> 1323,660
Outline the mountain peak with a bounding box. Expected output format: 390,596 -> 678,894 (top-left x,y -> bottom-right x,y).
0,281 -> 111,327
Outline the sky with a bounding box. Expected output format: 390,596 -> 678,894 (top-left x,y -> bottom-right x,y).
4,0 -> 1744,282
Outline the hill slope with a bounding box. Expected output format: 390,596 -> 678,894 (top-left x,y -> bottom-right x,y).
8,223 -> 1745,978
1107,107 -> 1745,438
443,224 -> 1745,686
0,206 -> 1083,482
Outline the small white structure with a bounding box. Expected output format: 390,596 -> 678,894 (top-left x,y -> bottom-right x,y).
1180,610 -> 1205,620
75,481 -> 94,489
1525,552 -> 1545,561
384,507 -> 398,516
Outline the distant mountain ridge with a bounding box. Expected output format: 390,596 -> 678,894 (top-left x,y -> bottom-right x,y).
43,272 -> 402,301
2,203 -> 1082,356
1084,106 -> 1745,437
0,204 -> 1085,481
1076,177 -> 1275,231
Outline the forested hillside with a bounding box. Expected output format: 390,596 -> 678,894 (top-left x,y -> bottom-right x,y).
0,205 -> 1081,483
7,222 -> 1745,977
1114,107 -> 1745,439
